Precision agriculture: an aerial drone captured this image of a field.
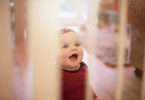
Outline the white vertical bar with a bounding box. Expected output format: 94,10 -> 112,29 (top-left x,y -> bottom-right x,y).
75,0 -> 84,25
26,0 -> 60,100
115,0 -> 128,100
0,0 -> 15,99
75,0 -> 82,25
86,0 -> 99,100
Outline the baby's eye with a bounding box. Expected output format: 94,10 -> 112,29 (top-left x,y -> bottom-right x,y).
62,44 -> 68,48
75,43 -> 81,47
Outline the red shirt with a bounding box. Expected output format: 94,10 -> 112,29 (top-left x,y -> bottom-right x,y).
61,62 -> 89,100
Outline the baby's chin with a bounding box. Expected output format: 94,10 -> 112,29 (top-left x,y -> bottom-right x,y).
62,62 -> 80,69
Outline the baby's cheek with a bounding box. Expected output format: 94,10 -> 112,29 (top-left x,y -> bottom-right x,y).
61,54 -> 68,60
58,53 -> 65,62
80,49 -> 84,55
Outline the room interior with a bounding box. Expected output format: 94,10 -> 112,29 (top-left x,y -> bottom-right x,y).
0,0 -> 145,100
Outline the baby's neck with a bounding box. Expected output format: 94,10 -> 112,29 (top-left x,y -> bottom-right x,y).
63,64 -> 80,71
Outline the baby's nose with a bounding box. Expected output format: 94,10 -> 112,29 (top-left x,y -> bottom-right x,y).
71,46 -> 76,51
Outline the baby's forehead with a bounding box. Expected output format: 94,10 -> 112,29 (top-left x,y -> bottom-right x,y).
59,28 -> 82,41
60,28 -> 75,34
62,31 -> 78,36
60,32 -> 81,43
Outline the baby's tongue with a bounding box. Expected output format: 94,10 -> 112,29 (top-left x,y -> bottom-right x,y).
69,54 -> 77,61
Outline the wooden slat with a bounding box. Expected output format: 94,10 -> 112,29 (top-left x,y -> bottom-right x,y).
115,0 -> 128,100
0,0 -> 15,99
86,0 -> 99,100
13,0 -> 26,44
26,0 -> 60,100
12,0 -> 33,100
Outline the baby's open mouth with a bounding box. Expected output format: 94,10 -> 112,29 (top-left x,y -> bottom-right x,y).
69,54 -> 78,61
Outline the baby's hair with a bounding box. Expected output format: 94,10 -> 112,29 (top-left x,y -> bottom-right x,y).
59,28 -> 83,46
60,28 -> 76,34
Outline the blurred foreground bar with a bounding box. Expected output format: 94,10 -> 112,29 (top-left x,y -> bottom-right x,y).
0,0 -> 15,100
26,0 -> 60,100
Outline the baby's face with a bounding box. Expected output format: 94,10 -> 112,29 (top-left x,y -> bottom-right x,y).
59,31 -> 83,69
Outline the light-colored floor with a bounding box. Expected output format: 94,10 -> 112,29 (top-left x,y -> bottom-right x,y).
83,51 -> 142,100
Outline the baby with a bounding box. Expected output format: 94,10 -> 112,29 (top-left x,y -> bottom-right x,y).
58,28 -> 99,100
